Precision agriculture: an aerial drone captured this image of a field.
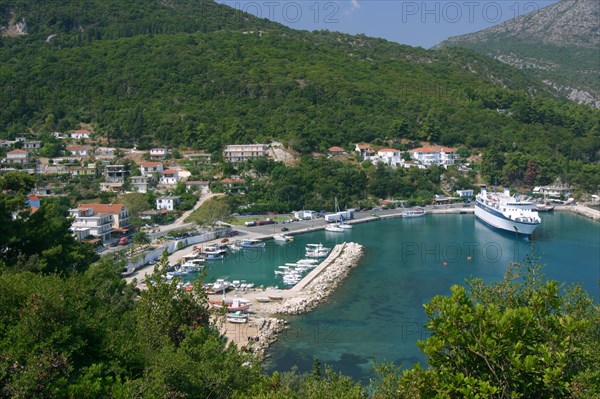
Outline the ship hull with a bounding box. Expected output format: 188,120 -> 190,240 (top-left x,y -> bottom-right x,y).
475,202 -> 539,236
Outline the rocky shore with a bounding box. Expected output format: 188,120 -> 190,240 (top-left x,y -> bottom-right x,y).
239,242 -> 364,359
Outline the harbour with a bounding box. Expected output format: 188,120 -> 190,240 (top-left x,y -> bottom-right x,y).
124,204 -> 599,379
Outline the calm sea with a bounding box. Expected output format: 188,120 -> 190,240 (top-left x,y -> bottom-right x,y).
198,212 -> 600,382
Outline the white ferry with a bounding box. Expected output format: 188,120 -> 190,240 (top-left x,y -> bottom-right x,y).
475,187 -> 541,236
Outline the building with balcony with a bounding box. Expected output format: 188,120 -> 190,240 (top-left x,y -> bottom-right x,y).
408,146 -> 458,167
103,164 -> 128,183
69,207 -> 114,242
223,144 -> 268,163
6,149 -> 29,165
159,169 -> 179,185
139,161 -> 164,177
156,196 -> 181,211
76,203 -> 130,230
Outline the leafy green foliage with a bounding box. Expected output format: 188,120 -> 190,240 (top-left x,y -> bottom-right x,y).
370,260 -> 600,398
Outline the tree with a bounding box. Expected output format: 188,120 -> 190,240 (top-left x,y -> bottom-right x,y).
187,196 -> 231,226
377,260 -> 600,398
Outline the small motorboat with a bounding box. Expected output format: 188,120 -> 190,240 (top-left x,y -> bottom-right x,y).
325,225 -> 344,232
256,296 -> 271,303
273,234 -> 294,242
226,311 -> 249,323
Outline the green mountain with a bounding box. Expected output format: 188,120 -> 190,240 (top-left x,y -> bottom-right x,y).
0,0 -> 598,165
436,0 -> 600,109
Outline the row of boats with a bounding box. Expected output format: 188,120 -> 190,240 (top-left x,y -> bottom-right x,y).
275,244 -> 331,286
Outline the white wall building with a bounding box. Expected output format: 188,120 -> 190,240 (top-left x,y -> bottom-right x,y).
159,169 -> 180,185
70,130 -> 90,139
373,148 -> 403,167
408,146 -> 458,167
139,162 -> 164,176
149,148 -> 167,160
156,196 -> 181,211
223,144 -> 268,163
69,207 -> 114,242
6,149 -> 29,164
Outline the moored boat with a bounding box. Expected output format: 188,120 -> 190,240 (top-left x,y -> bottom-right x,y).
475,187 -> 541,236
325,225 -> 344,232
241,239 -> 266,249
402,207 -> 426,217
305,243 -> 330,258
273,234 -> 294,242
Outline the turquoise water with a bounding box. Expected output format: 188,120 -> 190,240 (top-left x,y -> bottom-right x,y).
187,213 -> 599,382
259,213 -> 599,382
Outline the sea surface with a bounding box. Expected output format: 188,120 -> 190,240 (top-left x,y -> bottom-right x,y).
197,213 -> 599,382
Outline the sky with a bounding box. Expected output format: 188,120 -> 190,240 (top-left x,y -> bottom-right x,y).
215,0 -> 560,48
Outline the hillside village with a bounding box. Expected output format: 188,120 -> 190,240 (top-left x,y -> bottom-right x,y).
1,125 -> 584,251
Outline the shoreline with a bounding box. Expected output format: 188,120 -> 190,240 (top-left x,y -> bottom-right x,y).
212,242 -> 365,359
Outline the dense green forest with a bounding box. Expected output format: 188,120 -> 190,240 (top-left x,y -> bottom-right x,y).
1,171 -> 599,397
0,1 -> 599,169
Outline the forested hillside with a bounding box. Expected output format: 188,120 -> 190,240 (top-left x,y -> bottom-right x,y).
0,0 -> 598,167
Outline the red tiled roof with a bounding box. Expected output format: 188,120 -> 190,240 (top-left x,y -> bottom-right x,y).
71,129 -> 90,134
221,178 -> 246,184
7,149 -> 27,154
68,145 -> 89,151
161,169 -> 178,174
139,162 -> 162,167
27,195 -> 40,201
328,146 -> 345,152
356,144 -> 371,150
409,146 -> 456,153
78,203 -> 125,214
378,148 -> 399,153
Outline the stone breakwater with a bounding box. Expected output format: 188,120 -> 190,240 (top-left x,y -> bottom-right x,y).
277,242 -> 363,315
249,242 -> 364,359
250,317 -> 288,360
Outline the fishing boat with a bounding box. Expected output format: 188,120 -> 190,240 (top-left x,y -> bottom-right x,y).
210,279 -> 231,293
211,297 -> 252,312
297,259 -> 319,265
337,220 -> 353,229
402,207 -> 426,217
475,187 -> 541,236
256,296 -> 271,303
535,201 -> 555,212
180,258 -> 205,273
273,234 -> 294,242
305,243 -> 331,258
199,251 -> 225,260
226,311 -> 249,323
240,239 -> 266,249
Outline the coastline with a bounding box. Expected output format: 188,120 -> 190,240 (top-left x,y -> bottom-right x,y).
212,242 -> 365,359
127,203 -> 598,359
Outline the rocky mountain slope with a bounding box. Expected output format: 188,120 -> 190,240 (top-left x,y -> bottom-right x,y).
437,0 -> 600,108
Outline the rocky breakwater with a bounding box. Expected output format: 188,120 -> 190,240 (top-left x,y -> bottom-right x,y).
250,317 -> 288,360
246,242 -> 364,359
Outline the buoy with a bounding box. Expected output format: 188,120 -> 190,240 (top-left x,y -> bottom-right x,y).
467,256 -> 472,262
443,262 -> 447,267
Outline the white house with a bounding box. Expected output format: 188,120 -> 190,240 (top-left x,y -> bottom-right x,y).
149,148 -> 167,160
156,196 -> 181,211
6,149 -> 29,164
70,130 -> 91,139
159,169 -> 179,184
131,176 -> 152,193
355,144 -> 375,159
293,210 -> 318,220
408,146 -> 458,167
375,148 -> 403,167
67,145 -> 90,156
69,207 -> 114,242
23,141 -> 41,150
139,161 -> 164,176
223,144 -> 268,163
185,181 -> 209,191
456,189 -> 474,198
533,185 -> 574,198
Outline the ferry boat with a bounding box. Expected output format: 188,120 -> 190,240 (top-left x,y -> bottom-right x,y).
402,207 -> 426,218
475,187 -> 541,236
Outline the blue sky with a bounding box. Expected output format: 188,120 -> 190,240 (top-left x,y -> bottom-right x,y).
216,0 -> 560,48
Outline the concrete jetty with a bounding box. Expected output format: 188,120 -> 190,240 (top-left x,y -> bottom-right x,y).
213,241 -> 365,359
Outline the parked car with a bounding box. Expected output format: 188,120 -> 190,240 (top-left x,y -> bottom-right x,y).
118,237 -> 129,246
281,227 -> 289,232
